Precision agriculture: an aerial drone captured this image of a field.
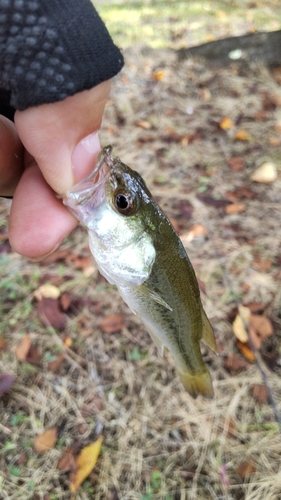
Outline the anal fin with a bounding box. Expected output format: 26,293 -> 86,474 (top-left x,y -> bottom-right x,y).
201,308 -> 217,352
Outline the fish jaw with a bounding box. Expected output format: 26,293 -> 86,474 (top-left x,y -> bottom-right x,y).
62,148 -> 110,226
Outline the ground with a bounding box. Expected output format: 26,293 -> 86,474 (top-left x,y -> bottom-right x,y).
1,3 -> 281,500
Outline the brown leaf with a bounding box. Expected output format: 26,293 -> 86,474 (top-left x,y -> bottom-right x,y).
236,340 -> 255,362
223,416 -> 237,438
66,253 -> 93,270
244,302 -> 264,313
233,306 -> 251,343
37,297 -> 66,331
26,345 -> 41,365
196,194 -> 230,208
48,354 -> 64,372
16,334 -> 32,361
70,437 -> 103,493
249,383 -> 269,404
34,428 -> 57,452
152,69 -> 165,81
0,373 -> 15,397
226,186 -> 257,201
135,119 -> 152,130
223,354 -> 250,373
100,314 -> 125,333
181,224 -> 207,244
236,461 -> 256,479
249,315 -> 273,349
60,293 -> 72,311
235,130 -> 251,141
225,203 -> 246,214
0,336 -> 6,350
252,259 -> 272,272
58,444 -> 78,472
228,156 -> 245,172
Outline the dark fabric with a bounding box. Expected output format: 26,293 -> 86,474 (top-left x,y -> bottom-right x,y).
0,0 -> 124,113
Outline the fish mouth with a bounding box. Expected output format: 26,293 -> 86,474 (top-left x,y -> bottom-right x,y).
62,146 -> 113,224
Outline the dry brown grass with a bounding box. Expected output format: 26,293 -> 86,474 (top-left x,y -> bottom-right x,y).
1,48 -> 281,500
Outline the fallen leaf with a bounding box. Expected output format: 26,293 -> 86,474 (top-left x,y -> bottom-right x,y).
60,293 -> 72,312
58,444 -> 78,472
181,224 -> 207,243
196,194 -> 230,208
34,284 -> 61,301
250,162 -> 277,183
228,156 -> 245,172
70,437 -> 103,493
219,116 -> 234,130
48,353 -> 64,372
16,334 -> 32,361
235,130 -> 251,141
223,354 -> 250,373
135,119 -> 152,130
34,428 -> 57,453
225,203 -> 245,214
100,314 -> 125,333
236,340 -> 255,362
26,345 -> 41,365
232,306 -> 251,343
252,259 -> 272,272
226,186 -> 257,201
236,461 -> 256,479
245,302 -> 264,313
66,253 -> 93,270
249,315 -> 273,349
0,336 -> 6,350
0,373 -> 15,397
152,69 -> 165,81
269,136 -> 281,146
249,383 -> 269,404
223,416 -> 237,438
63,336 -> 73,348
37,297 -> 66,331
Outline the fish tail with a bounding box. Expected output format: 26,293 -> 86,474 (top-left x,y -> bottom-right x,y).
178,369 -> 214,400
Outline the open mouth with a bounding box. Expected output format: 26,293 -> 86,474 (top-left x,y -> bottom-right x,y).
62,147 -> 112,223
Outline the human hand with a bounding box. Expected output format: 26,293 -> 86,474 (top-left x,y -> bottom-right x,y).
0,80 -> 111,259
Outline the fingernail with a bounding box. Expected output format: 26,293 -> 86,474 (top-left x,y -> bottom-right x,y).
72,131 -> 101,184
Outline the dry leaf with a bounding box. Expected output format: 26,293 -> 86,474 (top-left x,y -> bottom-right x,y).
34,428 -> 57,453
0,336 -> 6,350
48,353 -> 64,372
60,293 -> 72,311
236,340 -> 255,362
250,162 -> 277,183
249,383 -> 269,404
228,156 -> 245,172
135,120 -> 152,130
223,416 -> 237,438
34,284 -> 61,301
236,461 -> 256,479
152,70 -> 165,81
37,297 -> 66,331
26,345 -> 41,365
0,373 -> 15,397
63,336 -> 73,347
219,116 -> 234,130
196,194 -> 230,208
100,314 -> 125,333
181,224 -> 207,243
223,354 -> 250,373
16,334 -> 32,361
252,259 -> 272,272
249,314 -> 273,349
70,437 -> 103,493
225,203 -> 245,214
235,130 -> 251,141
58,444 -> 78,472
232,306 -> 251,343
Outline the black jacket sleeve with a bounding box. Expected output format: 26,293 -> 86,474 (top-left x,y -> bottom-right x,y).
0,0 -> 124,118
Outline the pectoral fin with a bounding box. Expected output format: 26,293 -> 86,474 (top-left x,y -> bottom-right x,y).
137,284 -> 173,312
201,308 -> 217,352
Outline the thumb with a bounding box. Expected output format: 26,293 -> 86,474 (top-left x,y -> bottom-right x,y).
14,80 -> 111,194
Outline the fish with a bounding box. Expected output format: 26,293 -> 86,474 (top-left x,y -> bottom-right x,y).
63,146 -> 216,399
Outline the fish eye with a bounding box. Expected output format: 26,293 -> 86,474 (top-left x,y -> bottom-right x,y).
114,193 -> 135,215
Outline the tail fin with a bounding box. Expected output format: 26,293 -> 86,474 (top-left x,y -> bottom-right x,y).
178,369 -> 214,399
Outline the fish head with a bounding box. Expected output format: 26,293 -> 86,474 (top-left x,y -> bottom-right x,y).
63,146 -> 157,287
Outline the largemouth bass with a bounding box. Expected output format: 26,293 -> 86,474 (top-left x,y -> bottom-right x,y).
63,146 -> 216,399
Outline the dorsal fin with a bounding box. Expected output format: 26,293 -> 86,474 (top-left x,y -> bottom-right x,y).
201,308 -> 217,352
